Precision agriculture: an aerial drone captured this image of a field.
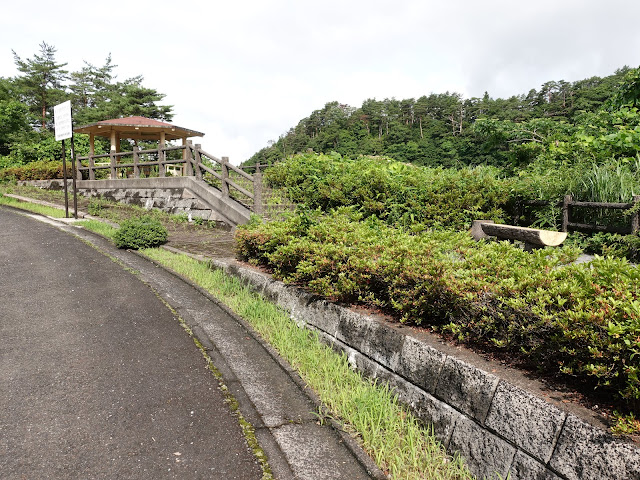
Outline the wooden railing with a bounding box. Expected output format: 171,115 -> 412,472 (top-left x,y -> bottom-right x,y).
561,195 -> 640,234
76,141 -> 263,214
520,195 -> 640,234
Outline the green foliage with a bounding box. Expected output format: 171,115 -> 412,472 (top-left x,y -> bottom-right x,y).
265,152 -> 513,229
610,66 -> 640,109
236,211 -> 640,412
0,160 -> 64,180
87,197 -> 108,216
113,215 -> 168,249
0,79 -> 31,156
566,232 -> 640,262
611,411 -> 640,435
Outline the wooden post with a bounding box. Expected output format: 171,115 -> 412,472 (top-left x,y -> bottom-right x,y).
194,144 -> 203,180
253,168 -> 263,214
185,140 -> 193,176
89,154 -> 95,180
76,155 -> 83,181
221,156 -> 230,197
109,152 -> 116,179
158,146 -> 165,177
632,195 -> 640,234
109,130 -> 117,179
158,132 -> 166,177
87,133 -> 94,181
133,146 -> 140,178
562,195 -> 572,232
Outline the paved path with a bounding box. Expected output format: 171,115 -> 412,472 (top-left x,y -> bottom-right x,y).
0,206 -> 377,480
0,207 -> 263,479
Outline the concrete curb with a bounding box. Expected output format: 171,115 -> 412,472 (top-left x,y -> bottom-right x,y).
210,258 -> 640,480
152,246 -> 387,480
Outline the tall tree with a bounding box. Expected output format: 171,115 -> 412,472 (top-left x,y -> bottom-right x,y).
12,42 -> 68,130
0,78 -> 31,156
69,54 -> 117,125
94,75 -> 173,122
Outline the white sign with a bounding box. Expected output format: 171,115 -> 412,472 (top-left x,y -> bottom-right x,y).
54,100 -> 73,141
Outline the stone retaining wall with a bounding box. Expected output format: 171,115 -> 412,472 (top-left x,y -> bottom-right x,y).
21,179 -> 227,222
211,258 -> 640,480
82,186 -> 220,221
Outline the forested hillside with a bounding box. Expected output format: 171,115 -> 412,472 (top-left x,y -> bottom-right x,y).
246,67 -> 635,171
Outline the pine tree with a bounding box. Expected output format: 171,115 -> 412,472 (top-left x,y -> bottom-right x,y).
12,42 -> 68,130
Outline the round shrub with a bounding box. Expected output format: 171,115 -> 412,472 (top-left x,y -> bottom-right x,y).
113,216 -> 168,249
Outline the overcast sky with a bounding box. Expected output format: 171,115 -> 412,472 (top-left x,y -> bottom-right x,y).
2,0 -> 640,164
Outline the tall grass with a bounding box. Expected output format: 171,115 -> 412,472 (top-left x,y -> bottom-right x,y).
575,158 -> 640,203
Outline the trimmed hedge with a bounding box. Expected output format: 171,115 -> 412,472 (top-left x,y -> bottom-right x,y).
0,160 -> 65,180
236,209 -> 640,412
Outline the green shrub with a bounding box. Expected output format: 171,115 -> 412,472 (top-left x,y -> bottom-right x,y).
265,152 -> 514,229
87,198 -> 108,216
113,216 -> 168,249
566,232 -> 640,262
236,211 -> 640,413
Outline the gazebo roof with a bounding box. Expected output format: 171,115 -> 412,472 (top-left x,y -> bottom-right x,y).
74,116 -> 204,141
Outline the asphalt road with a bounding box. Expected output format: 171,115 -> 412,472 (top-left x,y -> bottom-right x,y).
0,207 -> 263,479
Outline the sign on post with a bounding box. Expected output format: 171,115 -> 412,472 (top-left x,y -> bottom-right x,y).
54,100 -> 72,141
54,100 -> 76,218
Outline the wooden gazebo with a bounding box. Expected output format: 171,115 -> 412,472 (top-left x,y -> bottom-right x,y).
73,116 -> 204,157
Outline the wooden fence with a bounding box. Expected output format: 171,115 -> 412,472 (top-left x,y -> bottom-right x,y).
76,141 -> 264,214
523,195 -> 640,235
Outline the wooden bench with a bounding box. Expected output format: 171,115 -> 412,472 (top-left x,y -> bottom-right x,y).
471,220 -> 567,250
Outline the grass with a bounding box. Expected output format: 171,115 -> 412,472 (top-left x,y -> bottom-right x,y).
140,247 -> 474,480
0,193 -> 67,218
76,219 -> 117,240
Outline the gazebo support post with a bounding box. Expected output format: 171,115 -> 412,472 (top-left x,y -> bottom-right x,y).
133,146 -> 140,178
109,131 -> 117,179
158,132 -> 166,177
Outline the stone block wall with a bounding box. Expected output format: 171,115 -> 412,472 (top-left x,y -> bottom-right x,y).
213,259 -> 640,480
81,186 -> 221,221
20,179 -> 224,221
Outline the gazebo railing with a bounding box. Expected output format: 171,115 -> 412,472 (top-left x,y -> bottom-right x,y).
76,140 -> 263,213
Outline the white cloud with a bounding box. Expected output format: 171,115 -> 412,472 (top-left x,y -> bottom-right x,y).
2,0 -> 640,164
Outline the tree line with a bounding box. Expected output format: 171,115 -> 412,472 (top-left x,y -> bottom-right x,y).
0,42 -> 173,166
246,66 -> 638,172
